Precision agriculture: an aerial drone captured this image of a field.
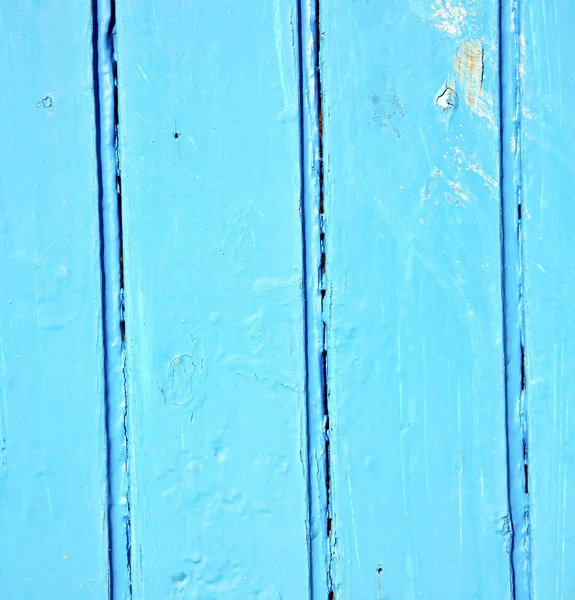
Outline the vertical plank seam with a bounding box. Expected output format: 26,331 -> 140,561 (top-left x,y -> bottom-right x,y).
315,0 -> 336,596
314,1 -> 337,595
498,0 -> 531,598
92,0 -> 132,597
298,0 -> 333,598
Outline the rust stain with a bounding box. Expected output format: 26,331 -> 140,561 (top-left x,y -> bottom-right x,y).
455,38 -> 484,109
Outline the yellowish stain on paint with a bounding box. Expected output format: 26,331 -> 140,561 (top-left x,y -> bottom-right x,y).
455,38 -> 484,109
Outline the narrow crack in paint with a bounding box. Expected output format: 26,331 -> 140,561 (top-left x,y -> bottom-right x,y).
297,0 -> 332,596
108,1 -> 133,594
110,4 -> 133,591
313,1 -> 335,598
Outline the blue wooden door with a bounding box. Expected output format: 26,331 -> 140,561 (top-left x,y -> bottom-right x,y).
1,1 -> 573,598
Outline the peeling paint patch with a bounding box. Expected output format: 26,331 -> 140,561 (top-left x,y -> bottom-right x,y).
431,0 -> 468,37
369,78 -> 405,138
435,42 -> 493,125
446,179 -> 470,205
455,38 -> 484,109
435,82 -> 456,110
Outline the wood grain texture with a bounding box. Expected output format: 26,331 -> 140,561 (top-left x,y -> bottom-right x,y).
319,0 -> 512,597
115,1 -> 312,597
521,1 -> 575,597
0,2 -> 109,596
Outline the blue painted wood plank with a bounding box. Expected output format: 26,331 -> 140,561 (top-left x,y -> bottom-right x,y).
115,2 -> 312,597
521,1 -> 575,597
319,1 -> 512,597
0,2 -> 109,597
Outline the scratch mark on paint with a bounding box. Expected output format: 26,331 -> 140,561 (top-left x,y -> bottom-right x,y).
136,63 -> 148,81
274,0 -> 289,109
453,146 -> 498,188
457,376 -> 464,559
519,33 -> 527,79
455,38 -> 484,110
186,135 -> 199,151
346,471 -> 361,569
34,235 -> 63,265
419,129 -> 433,166
180,418 -> 186,452
527,259 -> 549,275
0,330 -> 7,472
474,91 -> 497,128
421,340 -> 430,498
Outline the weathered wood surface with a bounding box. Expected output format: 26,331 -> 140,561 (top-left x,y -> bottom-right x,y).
1,1 -> 574,598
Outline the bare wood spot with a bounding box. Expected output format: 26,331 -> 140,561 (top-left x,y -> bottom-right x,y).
455,38 -> 484,109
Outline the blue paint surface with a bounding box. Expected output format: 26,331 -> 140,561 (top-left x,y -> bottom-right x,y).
0,2 -> 108,596
116,2 -> 312,597
1,0 -> 575,597
521,1 -> 575,597
319,1 -> 511,597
